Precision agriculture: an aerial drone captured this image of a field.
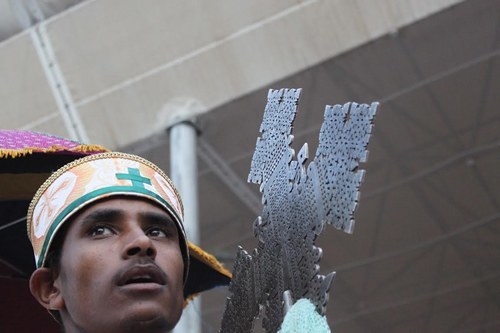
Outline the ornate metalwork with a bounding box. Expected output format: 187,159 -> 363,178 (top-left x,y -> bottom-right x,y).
220,88 -> 378,332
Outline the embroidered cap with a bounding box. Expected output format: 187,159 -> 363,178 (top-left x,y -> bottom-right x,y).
27,152 -> 189,280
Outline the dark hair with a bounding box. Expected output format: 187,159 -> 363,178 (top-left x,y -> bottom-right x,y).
43,223 -> 68,271
43,223 -> 70,325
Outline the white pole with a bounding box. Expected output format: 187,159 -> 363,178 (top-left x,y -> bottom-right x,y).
169,120 -> 201,333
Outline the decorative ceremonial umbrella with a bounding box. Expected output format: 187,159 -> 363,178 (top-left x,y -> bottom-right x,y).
0,130 -> 109,332
0,130 -> 230,332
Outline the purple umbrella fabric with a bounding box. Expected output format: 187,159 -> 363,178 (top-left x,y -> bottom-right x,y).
0,130 -> 108,332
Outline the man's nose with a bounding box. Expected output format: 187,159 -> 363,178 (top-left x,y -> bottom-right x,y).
122,228 -> 157,259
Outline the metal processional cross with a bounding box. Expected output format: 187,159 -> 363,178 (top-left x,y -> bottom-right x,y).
220,88 -> 378,332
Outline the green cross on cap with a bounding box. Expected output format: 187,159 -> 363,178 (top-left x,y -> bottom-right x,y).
116,167 -> 152,188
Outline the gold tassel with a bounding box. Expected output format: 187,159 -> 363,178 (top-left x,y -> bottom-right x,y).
0,148 -> 35,158
188,242 -> 232,278
0,144 -> 109,159
183,293 -> 199,307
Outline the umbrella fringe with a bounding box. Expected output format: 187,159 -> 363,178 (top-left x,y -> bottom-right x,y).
188,241 -> 232,279
0,145 -> 109,158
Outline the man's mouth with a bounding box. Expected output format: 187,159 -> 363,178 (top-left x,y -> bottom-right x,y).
126,276 -> 155,284
117,264 -> 167,287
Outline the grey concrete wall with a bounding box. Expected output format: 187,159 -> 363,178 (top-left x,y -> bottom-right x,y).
0,0 -> 464,148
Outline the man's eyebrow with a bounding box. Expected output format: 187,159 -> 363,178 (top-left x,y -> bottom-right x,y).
139,211 -> 175,226
79,208 -> 124,226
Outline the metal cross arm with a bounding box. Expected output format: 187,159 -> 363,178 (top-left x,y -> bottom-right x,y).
221,88 -> 378,332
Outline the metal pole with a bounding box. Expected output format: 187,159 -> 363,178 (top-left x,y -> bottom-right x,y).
10,0 -> 89,143
169,120 -> 201,333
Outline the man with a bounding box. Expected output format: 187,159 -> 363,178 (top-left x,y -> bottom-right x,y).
27,152 -> 230,332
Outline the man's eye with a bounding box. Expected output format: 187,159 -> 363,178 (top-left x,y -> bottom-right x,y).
90,226 -> 113,237
147,227 -> 167,238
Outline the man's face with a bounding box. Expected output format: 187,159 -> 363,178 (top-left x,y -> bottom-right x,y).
54,197 -> 184,333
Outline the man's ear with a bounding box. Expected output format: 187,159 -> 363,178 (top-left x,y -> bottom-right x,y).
29,268 -> 64,311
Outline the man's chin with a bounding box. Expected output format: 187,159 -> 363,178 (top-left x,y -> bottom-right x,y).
120,304 -> 181,332
126,316 -> 171,332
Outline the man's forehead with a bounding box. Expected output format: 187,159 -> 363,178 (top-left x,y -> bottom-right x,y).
75,196 -> 175,221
